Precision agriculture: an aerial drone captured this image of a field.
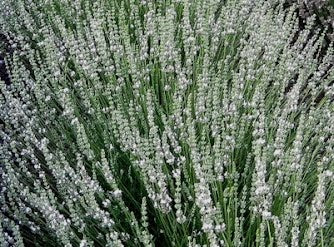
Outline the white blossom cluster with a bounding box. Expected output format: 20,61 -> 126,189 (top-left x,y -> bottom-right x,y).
0,0 -> 333,246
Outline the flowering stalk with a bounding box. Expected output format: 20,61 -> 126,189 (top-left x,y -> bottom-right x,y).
0,0 -> 333,246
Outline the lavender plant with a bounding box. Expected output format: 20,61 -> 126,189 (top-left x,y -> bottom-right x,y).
0,0 -> 333,246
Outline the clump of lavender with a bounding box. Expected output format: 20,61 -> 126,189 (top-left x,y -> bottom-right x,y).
0,0 -> 333,246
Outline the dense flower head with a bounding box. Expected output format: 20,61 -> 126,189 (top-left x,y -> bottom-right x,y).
0,0 -> 333,246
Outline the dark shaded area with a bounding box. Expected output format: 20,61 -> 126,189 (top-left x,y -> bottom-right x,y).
0,34 -> 11,85
0,55 -> 10,85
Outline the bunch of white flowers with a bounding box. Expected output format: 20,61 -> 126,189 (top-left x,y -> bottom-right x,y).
0,0 -> 333,246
